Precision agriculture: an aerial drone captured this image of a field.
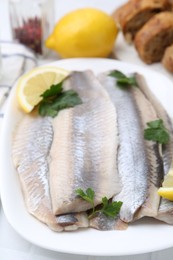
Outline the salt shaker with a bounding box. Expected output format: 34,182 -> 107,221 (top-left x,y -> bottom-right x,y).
9,0 -> 54,57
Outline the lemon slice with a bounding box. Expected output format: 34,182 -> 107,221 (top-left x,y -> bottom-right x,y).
16,66 -> 70,113
158,168 -> 173,200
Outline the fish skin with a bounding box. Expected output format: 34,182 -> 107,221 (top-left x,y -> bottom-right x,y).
98,72 -> 163,222
130,86 -> 163,219
135,74 -> 173,224
135,73 -> 173,174
12,113 -> 89,231
56,212 -> 89,231
63,70 -> 110,102
98,73 -> 148,222
49,71 -> 120,215
89,212 -> 128,231
12,114 -> 63,231
155,198 -> 173,224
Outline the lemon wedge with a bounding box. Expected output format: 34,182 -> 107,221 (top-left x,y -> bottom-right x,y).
158,188 -> 173,201
158,168 -> 173,200
16,66 -> 70,113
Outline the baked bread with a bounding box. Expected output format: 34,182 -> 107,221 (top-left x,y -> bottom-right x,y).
162,44 -> 173,72
168,0 -> 173,9
134,12 -> 173,64
112,0 -> 171,43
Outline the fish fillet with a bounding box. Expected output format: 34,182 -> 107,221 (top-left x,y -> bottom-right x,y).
49,71 -> 120,215
89,212 -> 128,231
98,72 -> 163,222
135,74 -> 173,224
135,73 -> 173,173
12,113 -> 89,231
131,86 -> 163,219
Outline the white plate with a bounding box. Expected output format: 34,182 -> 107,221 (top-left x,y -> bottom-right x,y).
1,58 -> 173,256
115,33 -> 173,82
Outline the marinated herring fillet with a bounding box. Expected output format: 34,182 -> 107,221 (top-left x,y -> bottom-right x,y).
98,72 -> 163,222
98,73 -> 147,222
135,73 -> 173,224
55,212 -> 89,231
135,73 -> 173,174
130,86 -> 163,220
12,114 -> 89,231
155,198 -> 173,224
89,212 -> 128,231
49,71 -> 120,215
13,69 -> 172,231
12,114 -> 64,231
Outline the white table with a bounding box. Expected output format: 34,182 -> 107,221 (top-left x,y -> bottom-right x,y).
1,0 -> 173,259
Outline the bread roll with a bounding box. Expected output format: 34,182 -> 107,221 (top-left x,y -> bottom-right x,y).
168,0 -> 173,9
134,12 -> 173,64
162,44 -> 173,72
112,0 -> 171,43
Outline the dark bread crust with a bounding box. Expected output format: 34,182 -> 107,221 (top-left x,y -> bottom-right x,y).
112,0 -> 171,43
162,44 -> 173,72
134,12 -> 173,64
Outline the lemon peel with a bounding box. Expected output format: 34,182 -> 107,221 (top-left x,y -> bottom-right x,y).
158,187 -> 173,201
45,8 -> 118,58
158,168 -> 173,201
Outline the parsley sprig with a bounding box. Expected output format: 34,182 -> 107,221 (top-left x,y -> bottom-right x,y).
109,70 -> 138,88
75,188 -> 122,219
144,119 -> 170,145
38,81 -> 82,117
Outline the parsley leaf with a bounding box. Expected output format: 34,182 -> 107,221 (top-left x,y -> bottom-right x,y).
75,188 -> 95,206
144,119 -> 170,145
38,82 -> 82,117
41,82 -> 63,98
75,188 -> 122,219
109,70 -> 138,88
101,197 -> 123,218
39,103 -> 58,117
147,120 -> 163,129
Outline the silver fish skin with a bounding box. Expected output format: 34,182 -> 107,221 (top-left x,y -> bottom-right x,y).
12,113 -> 89,231
135,74 -> 173,224
135,73 -> 173,174
98,73 -> 148,223
12,114 -> 63,231
89,212 -> 128,231
155,199 -> 173,224
98,72 -> 163,222
130,86 -> 163,219
49,71 -> 120,215
56,212 -> 89,231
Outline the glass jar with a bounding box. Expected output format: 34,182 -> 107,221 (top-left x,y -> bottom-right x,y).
9,0 -> 54,57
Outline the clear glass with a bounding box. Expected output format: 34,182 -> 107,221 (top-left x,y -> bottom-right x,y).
9,0 -> 54,57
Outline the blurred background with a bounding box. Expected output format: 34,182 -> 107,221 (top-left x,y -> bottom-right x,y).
0,0 -> 126,41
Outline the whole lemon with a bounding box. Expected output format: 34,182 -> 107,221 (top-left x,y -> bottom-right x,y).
45,8 -> 118,58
